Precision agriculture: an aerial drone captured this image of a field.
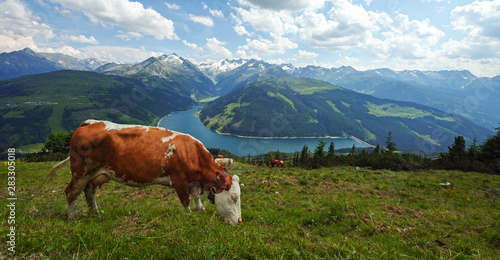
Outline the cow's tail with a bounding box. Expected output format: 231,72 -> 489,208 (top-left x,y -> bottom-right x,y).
47,156 -> 70,180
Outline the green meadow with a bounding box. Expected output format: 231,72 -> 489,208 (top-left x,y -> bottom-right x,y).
1,161 -> 499,259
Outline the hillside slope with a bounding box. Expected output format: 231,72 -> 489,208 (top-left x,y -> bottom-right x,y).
0,70 -> 194,151
199,77 -> 492,151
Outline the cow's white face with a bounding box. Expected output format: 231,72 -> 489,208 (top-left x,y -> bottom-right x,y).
214,175 -> 242,225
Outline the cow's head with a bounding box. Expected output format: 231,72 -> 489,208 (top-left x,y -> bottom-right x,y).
214,174 -> 242,225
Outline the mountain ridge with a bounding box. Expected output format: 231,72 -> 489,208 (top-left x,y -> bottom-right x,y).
199,77 -> 492,152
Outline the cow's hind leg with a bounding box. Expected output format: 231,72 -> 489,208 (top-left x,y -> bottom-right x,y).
65,177 -> 91,219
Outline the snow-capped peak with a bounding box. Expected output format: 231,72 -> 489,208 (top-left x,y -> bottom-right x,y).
198,58 -> 249,82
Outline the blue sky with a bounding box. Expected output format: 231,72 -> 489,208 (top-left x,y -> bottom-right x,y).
1,0 -> 499,76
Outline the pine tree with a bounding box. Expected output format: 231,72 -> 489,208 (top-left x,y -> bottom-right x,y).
448,135 -> 466,161
299,145 -> 309,167
385,131 -> 397,154
248,154 -> 252,165
468,137 -> 478,163
267,151 -> 274,167
293,152 -> 299,167
479,126 -> 500,163
313,139 -> 326,163
327,142 -> 335,158
276,149 -> 283,161
350,144 -> 356,155
372,144 -> 380,155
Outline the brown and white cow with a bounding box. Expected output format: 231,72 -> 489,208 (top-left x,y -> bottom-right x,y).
271,160 -> 286,168
215,158 -> 234,168
48,120 -> 242,224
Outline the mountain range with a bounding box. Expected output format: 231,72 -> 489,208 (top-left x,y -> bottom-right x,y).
95,53 -> 215,100
0,48 -> 106,80
199,77 -> 491,152
0,48 -> 498,152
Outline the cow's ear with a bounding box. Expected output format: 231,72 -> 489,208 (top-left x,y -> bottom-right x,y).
216,171 -> 229,190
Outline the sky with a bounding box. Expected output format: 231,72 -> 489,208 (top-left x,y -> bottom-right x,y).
1,0 -> 499,77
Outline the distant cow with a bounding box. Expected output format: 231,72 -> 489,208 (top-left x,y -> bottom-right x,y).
271,160 -> 286,168
48,120 -> 242,225
215,158 -> 234,168
217,155 -> 224,158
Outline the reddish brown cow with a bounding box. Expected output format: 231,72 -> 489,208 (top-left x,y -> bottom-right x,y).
271,160 -> 286,168
48,120 -> 242,224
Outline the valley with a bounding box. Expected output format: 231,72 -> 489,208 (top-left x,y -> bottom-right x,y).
0,48 -> 498,155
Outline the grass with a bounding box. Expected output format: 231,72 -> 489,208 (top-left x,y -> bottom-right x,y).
267,92 -> 297,111
365,102 -> 456,122
1,161 -> 499,259
18,143 -> 45,153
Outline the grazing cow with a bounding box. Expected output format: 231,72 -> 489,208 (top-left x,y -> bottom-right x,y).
217,155 -> 224,158
271,160 -> 286,168
48,120 -> 242,225
215,158 -> 234,168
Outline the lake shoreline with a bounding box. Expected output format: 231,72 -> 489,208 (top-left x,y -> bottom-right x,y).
159,107 -> 373,146
157,106 -> 373,155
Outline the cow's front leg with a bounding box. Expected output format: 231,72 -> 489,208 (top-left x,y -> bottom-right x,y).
190,186 -> 206,212
65,177 -> 90,219
174,185 -> 191,212
84,173 -> 110,214
84,182 -> 99,213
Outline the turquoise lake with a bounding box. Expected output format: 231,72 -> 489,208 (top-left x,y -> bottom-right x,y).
158,106 -> 368,156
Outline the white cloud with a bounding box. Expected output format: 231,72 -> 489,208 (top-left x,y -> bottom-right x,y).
371,14 -> 444,59
206,37 -> 233,58
237,0 -> 325,12
61,34 -> 99,44
295,0 -> 392,51
189,14 -> 214,27
50,0 -> 179,40
0,35 -> 37,52
240,33 -> 298,56
234,25 -> 252,36
451,0 -> 500,39
182,40 -> 203,51
209,9 -> 224,18
235,49 -> 260,59
295,0 -> 443,60
0,0 -> 55,52
81,46 -> 163,63
440,1 -> 500,62
36,45 -> 84,57
294,50 -> 319,59
164,2 -> 180,10
233,7 -> 298,36
115,31 -> 143,41
334,55 -> 359,67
